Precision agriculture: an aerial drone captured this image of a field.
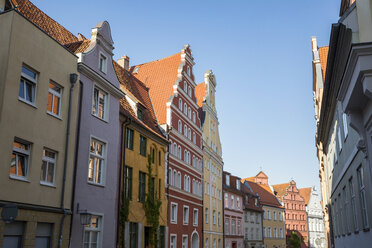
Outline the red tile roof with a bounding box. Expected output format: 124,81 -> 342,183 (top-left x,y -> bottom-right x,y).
113,62 -> 166,141
195,82 -> 206,107
272,183 -> 290,200
245,181 -> 282,208
299,187 -> 312,206
319,46 -> 329,83
130,52 -> 182,125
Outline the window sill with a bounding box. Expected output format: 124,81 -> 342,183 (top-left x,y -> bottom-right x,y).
170,221 -> 177,224
18,98 -> 37,109
183,222 -> 189,226
91,113 -> 109,123
47,111 -> 62,120
87,181 -> 105,187
40,182 -> 56,188
9,175 -> 30,183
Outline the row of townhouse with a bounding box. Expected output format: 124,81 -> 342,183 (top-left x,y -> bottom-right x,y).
312,0 -> 372,247
0,0 -> 228,248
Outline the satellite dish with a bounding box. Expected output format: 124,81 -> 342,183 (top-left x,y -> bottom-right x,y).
1,204 -> 18,224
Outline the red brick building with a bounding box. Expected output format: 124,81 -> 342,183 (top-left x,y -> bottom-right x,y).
131,45 -> 203,248
273,180 -> 309,248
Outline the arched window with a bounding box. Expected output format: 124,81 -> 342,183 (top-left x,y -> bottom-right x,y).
178,120 -> 182,133
193,112 -> 196,123
168,168 -> 172,185
192,179 -> 195,194
187,66 -> 190,76
184,103 -> 187,115
169,141 -> 173,154
184,175 -> 187,190
188,86 -> 191,97
184,125 -> 187,136
173,169 -> 177,187
198,182 -> 201,196
179,98 -> 182,111
178,146 -> 181,159
177,172 -> 181,188
188,128 -> 191,139
184,82 -> 188,93
184,150 -> 187,163
188,107 -> 191,119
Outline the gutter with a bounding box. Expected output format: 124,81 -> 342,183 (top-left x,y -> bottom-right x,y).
58,73 -> 77,248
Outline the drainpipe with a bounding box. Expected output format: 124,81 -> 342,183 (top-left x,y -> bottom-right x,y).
58,73 -> 77,248
68,80 -> 84,247
117,116 -> 131,248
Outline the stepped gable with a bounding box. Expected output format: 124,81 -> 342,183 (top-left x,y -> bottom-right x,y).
299,187 -> 312,206
113,62 -> 166,140
319,46 -> 329,82
130,52 -> 182,125
195,82 -> 206,107
272,182 -> 291,200
245,181 -> 282,208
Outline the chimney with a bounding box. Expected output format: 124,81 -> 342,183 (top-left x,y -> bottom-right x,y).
117,55 -> 130,70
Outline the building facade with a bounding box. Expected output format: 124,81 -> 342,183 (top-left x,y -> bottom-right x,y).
300,187 -> 326,248
131,45 -> 204,248
223,172 -> 244,248
196,70 -> 224,248
0,1 -> 80,247
313,1 -> 372,247
273,181 -> 308,248
69,21 -> 125,248
114,60 -> 169,248
242,183 -> 264,248
243,172 -> 286,248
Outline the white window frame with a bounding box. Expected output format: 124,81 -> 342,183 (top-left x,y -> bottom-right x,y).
88,136 -> 106,186
193,208 -> 198,226
92,86 -> 109,121
98,52 -> 107,74
357,166 -> 369,229
83,214 -> 103,248
192,112 -> 196,123
40,148 -> 57,186
19,65 -> 38,105
178,120 -> 182,133
205,208 -> 209,224
343,113 -> 348,138
183,206 -> 189,225
179,99 -> 183,111
182,235 -> 188,248
171,203 -> 178,224
170,234 -> 177,248
213,210 -> 216,225
47,81 -> 62,118
10,139 -> 31,180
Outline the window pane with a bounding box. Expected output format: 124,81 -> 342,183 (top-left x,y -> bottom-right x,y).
41,161 -> 47,181
47,92 -> 53,112
53,95 -> 60,115
47,163 -> 54,183
25,81 -> 33,102
17,155 -> 26,176
88,158 -> 94,181
10,154 -> 16,175
22,66 -> 36,79
19,81 -> 25,99
90,140 -> 95,153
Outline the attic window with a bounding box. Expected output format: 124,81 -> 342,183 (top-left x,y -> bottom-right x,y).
236,179 -> 241,190
99,53 -> 107,73
133,67 -> 139,73
226,175 -> 230,186
137,108 -> 144,121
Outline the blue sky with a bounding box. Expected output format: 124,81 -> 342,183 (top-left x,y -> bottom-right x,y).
33,0 -> 340,188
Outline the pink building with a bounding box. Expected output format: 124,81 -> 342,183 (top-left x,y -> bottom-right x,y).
223,171 -> 244,248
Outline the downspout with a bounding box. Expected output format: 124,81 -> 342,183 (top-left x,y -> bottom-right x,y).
68,80 -> 84,247
58,73 -> 78,248
117,116 -> 131,248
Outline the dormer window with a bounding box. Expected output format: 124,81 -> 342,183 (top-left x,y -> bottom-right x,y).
99,52 -> 107,73
137,108 -> 144,121
236,179 -> 241,190
226,175 -> 230,186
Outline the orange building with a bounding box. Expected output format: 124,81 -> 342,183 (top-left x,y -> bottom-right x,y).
273,180 -> 308,248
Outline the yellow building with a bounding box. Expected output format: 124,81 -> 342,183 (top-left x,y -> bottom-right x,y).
0,1 -> 79,247
114,62 -> 169,248
243,172 -> 286,248
196,70 -> 224,247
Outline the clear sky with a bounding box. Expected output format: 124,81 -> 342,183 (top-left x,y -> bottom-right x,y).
32,0 -> 340,189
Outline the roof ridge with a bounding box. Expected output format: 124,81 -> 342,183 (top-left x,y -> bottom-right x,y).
131,52 -> 182,68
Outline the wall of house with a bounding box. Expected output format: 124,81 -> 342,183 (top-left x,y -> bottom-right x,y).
262,205 -> 286,248
0,10 -> 78,248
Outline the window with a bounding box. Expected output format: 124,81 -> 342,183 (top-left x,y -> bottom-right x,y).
40,149 -> 56,185
139,135 -> 147,156
263,227 -> 266,238
170,235 -> 177,248
129,222 -> 138,248
183,206 -> 189,225
357,166 -> 369,229
193,112 -> 196,123
178,146 -> 181,159
343,113 -> 348,138
10,139 -> 30,179
173,170 -> 177,187
338,128 -> 342,151
168,168 -> 172,186
47,81 -> 62,116
193,209 -> 198,226
3,221 -> 25,248
231,220 -> 236,235
267,210 -> 271,220
184,103 -> 187,115
280,228 -> 283,238
231,196 -> 234,209
92,87 -> 107,120
137,108 -> 144,121
237,220 -> 241,235
182,235 -> 188,248
274,211 -> 277,221
225,219 -> 230,235
125,128 -> 134,150
177,172 -> 181,188
187,66 -> 191,76
193,133 -> 196,144
218,212 -> 221,226
178,120 -> 182,133
158,179 -> 161,199
245,227 -> 248,239
184,125 -> 187,136
171,203 -> 178,224
188,128 -> 191,140
184,82 -> 188,92
158,151 -> 161,166
225,193 -> 229,208
343,187 -> 350,233
268,227 -> 272,238
124,166 -> 133,199
151,147 -> 155,164
188,107 -> 191,119
179,99 -> 183,111
349,177 -> 359,231
236,179 -> 241,190
19,65 -> 37,104
84,215 -> 102,248
88,138 -> 105,184
188,87 -> 192,97
205,208 -> 209,224
279,212 -> 283,221
213,210 -> 216,225
274,227 -> 277,238
99,53 -> 107,73
225,174 -> 230,186
35,223 -> 53,248
138,171 -> 146,202
237,197 -> 240,209
205,238 -> 209,248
